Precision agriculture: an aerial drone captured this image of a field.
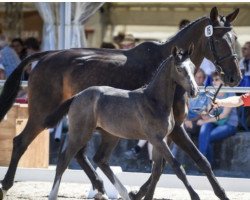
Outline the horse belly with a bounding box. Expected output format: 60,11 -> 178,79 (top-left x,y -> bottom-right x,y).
97,110 -> 145,140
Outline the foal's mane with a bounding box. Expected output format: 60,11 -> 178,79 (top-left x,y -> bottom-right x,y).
141,55 -> 173,89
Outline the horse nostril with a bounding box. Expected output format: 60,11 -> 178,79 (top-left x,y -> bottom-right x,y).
230,77 -> 234,82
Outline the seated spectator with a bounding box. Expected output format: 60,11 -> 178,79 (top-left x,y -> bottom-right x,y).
184,69 -> 209,143
197,71 -> 238,166
239,41 -> 250,87
11,38 -> 27,60
0,34 -> 21,78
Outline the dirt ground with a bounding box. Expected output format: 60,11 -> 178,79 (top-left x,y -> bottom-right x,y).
4,181 -> 250,200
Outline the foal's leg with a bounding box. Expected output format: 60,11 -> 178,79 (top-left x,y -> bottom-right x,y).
0,118 -> 44,199
169,125 -> 229,200
140,148 -> 165,200
75,147 -> 105,194
93,134 -> 131,200
149,135 -> 200,200
130,138 -> 171,200
49,123 -> 94,200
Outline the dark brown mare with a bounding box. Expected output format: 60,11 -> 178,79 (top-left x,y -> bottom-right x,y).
44,46 -> 199,200
0,7 -> 241,200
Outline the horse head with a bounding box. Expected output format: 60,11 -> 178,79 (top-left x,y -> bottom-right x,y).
204,7 -> 241,86
171,44 -> 199,98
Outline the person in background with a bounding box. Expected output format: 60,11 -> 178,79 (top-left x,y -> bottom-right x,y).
22,37 -> 41,80
179,19 -> 190,30
197,72 -> 238,166
100,42 -> 116,49
184,69 -> 209,143
113,32 -> 125,49
11,38 -> 27,60
0,34 -> 20,78
119,34 -> 136,49
239,41 -> 250,87
0,63 -> 5,80
125,140 -> 153,164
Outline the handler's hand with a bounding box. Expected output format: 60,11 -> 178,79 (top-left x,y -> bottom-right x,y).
212,99 -> 221,108
197,119 -> 206,126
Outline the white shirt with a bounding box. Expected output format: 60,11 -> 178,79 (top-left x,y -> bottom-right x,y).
200,58 -> 216,76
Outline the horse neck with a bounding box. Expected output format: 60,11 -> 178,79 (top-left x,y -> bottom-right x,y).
162,17 -> 210,67
145,58 -> 176,108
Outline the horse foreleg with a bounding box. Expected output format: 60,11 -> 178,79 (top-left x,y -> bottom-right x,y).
75,147 -> 105,194
0,119 -> 44,199
169,125 -> 229,200
93,134 -> 131,200
149,135 -> 200,200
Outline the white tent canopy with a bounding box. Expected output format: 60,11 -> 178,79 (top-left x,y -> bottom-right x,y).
35,2 -> 103,50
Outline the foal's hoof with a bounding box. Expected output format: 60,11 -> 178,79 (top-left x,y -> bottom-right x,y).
129,191 -> 139,200
0,187 -> 6,200
94,180 -> 106,194
191,192 -> 200,200
94,192 -> 108,200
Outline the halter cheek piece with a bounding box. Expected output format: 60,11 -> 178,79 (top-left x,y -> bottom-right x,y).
206,23 -> 238,76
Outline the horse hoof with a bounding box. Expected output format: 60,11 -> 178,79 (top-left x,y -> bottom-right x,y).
94,192 -> 108,200
0,186 -> 7,200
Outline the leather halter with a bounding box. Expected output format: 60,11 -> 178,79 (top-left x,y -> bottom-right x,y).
207,26 -> 238,76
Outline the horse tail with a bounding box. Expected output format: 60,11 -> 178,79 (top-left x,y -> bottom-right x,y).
0,51 -> 53,121
44,97 -> 75,128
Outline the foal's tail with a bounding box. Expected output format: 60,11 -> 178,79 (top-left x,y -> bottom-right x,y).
0,51 -> 53,121
44,97 -> 75,128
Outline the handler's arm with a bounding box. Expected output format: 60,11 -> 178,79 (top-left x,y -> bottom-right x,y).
214,96 -> 243,107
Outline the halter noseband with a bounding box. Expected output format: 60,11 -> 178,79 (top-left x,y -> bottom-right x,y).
207,24 -> 237,76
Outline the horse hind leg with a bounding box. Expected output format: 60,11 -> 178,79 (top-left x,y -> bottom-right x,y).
92,133 -> 131,200
0,118 -> 44,199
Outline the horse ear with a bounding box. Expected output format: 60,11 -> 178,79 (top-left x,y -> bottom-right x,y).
226,8 -> 239,23
188,43 -> 194,56
210,7 -> 219,22
171,46 -> 178,57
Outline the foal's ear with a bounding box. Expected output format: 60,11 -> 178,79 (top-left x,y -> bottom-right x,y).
188,43 -> 194,56
226,8 -> 239,23
171,46 -> 178,57
210,7 -> 219,22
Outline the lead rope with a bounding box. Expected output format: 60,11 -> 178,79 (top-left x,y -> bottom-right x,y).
205,83 -> 223,120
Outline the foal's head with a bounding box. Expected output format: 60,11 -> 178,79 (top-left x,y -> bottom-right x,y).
171,44 -> 199,98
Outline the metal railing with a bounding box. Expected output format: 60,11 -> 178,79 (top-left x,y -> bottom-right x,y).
0,80 -> 250,94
